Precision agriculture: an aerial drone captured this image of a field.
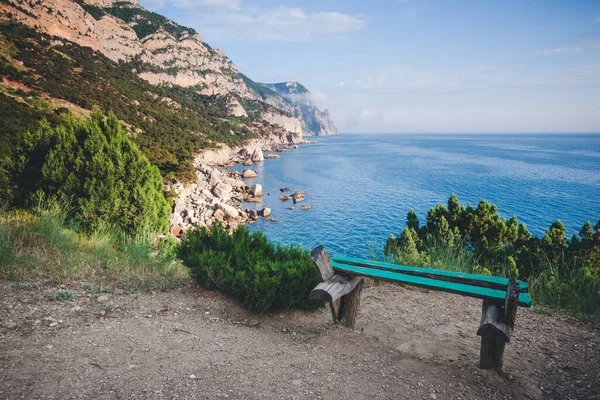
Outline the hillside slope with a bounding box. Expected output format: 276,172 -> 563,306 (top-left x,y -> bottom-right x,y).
0,0 -> 321,180
0,0 -> 334,137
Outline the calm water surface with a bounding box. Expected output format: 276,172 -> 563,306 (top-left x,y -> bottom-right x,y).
231,134 -> 600,258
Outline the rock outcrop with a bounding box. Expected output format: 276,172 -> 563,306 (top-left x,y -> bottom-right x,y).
260,111 -> 302,135
166,164 -> 250,235
226,96 -> 248,117
242,170 -> 257,178
250,147 -> 264,163
258,82 -> 338,136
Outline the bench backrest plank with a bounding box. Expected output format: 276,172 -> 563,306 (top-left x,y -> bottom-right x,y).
332,256 -> 529,292
331,262 -> 533,307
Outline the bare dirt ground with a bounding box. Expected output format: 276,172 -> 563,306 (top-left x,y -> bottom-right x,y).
1,281 -> 598,400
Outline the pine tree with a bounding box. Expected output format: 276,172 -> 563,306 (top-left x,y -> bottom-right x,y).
406,209 -> 420,231
8,111 -> 170,234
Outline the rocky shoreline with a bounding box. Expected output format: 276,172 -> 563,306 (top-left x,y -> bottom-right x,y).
166,138 -> 314,237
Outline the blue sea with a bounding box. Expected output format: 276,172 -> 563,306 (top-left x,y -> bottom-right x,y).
231,134 -> 600,258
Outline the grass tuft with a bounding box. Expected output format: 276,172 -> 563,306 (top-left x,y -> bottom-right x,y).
390,239 -> 600,322
0,204 -> 188,291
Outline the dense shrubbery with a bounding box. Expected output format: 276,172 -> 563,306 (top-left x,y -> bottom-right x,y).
178,223 -> 322,312
385,194 -> 600,317
3,111 -> 170,234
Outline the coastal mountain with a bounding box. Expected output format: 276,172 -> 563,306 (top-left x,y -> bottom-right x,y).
0,0 -> 337,180
257,81 -> 338,136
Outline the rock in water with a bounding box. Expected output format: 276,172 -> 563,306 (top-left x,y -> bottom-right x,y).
245,209 -> 259,221
242,169 -> 257,178
251,148 -> 264,162
250,184 -> 262,197
243,159 -> 253,166
261,207 -> 271,218
300,205 -> 311,210
279,194 -> 291,201
266,154 -> 281,159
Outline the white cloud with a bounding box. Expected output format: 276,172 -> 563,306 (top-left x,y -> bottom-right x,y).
137,0 -> 365,41
309,90 -> 328,104
169,0 -> 242,10
139,0 -> 165,9
140,0 -> 241,9
531,41 -> 600,56
345,108 -> 386,127
198,7 -> 365,42
534,46 -> 585,56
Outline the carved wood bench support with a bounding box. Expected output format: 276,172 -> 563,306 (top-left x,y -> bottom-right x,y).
477,279 -> 520,369
310,246 -> 363,329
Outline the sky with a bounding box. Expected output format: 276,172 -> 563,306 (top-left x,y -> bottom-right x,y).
137,0 -> 600,133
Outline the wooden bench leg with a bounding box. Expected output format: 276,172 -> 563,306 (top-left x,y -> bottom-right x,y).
480,334 -> 506,369
477,279 -> 520,370
311,246 -> 363,330
340,280 -> 363,329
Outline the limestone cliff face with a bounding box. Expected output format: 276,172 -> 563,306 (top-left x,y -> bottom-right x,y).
1,0 -> 143,62
226,96 -> 248,118
260,111 -> 302,135
1,0 -> 255,98
259,82 -> 339,136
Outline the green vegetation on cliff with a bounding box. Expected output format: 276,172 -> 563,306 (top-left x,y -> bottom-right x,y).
104,1 -> 197,39
0,22 -> 255,182
385,194 -> 600,318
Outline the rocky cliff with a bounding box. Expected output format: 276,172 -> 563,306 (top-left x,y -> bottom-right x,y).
1,0 -> 331,138
258,81 -> 338,136
2,0 -> 254,96
1,0 -> 338,137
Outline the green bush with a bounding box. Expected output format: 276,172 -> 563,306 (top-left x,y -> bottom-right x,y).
531,256 -> 600,318
386,194 -> 600,319
178,223 -> 322,313
7,111 -> 170,234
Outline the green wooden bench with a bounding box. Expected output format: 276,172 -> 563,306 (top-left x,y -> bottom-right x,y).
309,246 -> 533,370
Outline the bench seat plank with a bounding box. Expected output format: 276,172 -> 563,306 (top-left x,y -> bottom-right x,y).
330,263 -> 533,307
332,256 -> 529,292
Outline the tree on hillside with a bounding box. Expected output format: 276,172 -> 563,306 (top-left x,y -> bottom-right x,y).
5,111 -> 170,234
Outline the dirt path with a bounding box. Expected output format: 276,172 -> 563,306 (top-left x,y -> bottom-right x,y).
1,282 -> 598,400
